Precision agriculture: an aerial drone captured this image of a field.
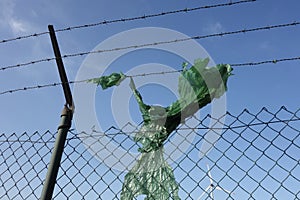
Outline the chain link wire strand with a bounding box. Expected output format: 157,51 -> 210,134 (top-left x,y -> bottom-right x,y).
0,106 -> 299,199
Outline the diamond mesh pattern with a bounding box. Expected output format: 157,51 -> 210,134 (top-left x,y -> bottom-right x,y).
0,107 -> 299,199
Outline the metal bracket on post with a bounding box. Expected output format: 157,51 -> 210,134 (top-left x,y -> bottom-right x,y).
40,25 -> 75,200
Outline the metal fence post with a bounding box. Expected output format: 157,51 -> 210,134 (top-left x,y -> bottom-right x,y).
40,25 -> 74,200
40,106 -> 72,200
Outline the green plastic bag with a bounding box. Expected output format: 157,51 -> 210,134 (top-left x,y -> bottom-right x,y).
121,124 -> 181,200
122,59 -> 232,200
88,72 -> 126,90
120,80 -> 181,199
90,58 -> 232,200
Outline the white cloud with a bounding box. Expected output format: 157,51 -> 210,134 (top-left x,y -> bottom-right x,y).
0,0 -> 56,82
0,0 -> 32,35
8,18 -> 28,34
203,22 -> 224,34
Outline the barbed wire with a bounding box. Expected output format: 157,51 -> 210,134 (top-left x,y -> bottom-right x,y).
0,0 -> 256,45
0,138 -> 55,144
55,0 -> 256,32
2,116 -> 300,143
62,21 -> 300,58
1,21 -> 299,72
0,57 -> 56,71
0,82 -> 63,95
79,114 -> 300,137
230,56 -> 300,66
1,55 -> 300,96
0,31 -> 49,44
1,106 -> 299,143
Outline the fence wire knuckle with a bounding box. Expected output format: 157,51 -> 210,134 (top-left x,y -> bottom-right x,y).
0,107 -> 300,199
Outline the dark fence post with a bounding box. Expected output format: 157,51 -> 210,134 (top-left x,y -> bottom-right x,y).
40,25 -> 74,200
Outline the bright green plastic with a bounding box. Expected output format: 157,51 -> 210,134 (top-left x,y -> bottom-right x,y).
90,58 -> 232,200
88,72 -> 126,90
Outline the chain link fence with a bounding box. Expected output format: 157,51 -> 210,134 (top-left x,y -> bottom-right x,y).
1,106 -> 299,199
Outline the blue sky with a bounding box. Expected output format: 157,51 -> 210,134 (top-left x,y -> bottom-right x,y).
0,0 -> 299,199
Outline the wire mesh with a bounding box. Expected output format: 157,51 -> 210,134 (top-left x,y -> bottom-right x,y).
0,106 -> 299,199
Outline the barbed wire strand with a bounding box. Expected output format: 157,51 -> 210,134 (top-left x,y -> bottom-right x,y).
1,109 -> 299,142
1,56 -> 300,96
81,117 -> 300,137
67,21 -> 299,58
0,31 -> 49,44
1,21 -> 299,71
0,57 -> 56,71
0,0 -> 256,44
55,0 -> 256,32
